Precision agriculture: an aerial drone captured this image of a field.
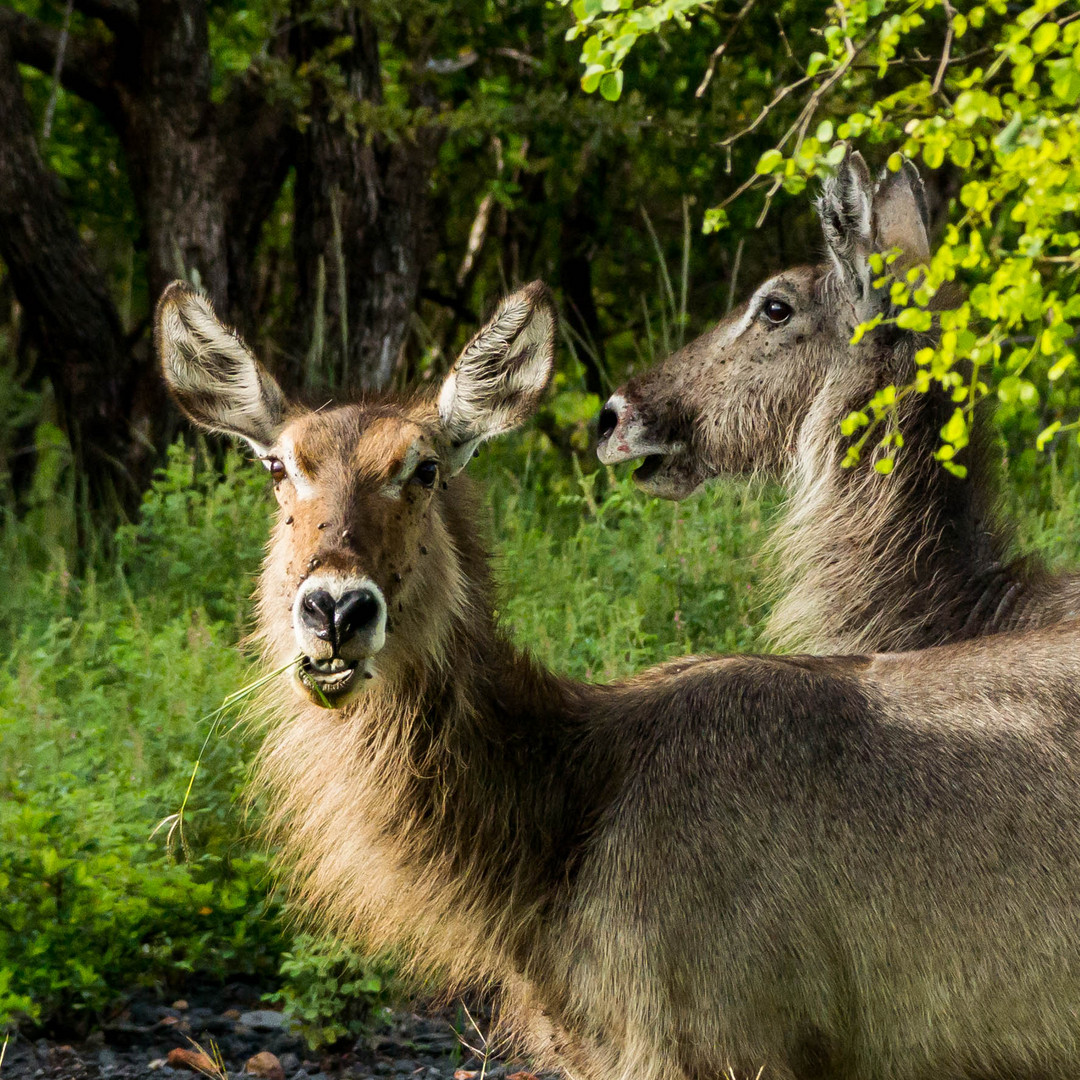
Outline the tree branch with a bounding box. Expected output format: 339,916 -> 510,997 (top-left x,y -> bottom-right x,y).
0,7 -> 120,123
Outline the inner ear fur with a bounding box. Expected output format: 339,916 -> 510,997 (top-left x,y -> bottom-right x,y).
155,281 -> 286,453
817,148 -> 874,301
438,281 -> 557,473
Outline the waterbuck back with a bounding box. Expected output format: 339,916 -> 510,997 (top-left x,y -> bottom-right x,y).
598,150 -> 1080,653
159,280 -> 1080,1080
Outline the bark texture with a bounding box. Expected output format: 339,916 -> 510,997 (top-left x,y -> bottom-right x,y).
290,1 -> 440,391
0,32 -> 146,511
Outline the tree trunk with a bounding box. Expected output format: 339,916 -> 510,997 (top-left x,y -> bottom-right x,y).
290,1 -> 440,391
123,0 -> 229,309
0,32 -> 147,514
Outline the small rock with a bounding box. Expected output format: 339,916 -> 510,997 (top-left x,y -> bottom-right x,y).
167,1047 -> 219,1074
277,1052 -> 301,1073
240,1010 -> 287,1032
97,1048 -> 120,1072
223,1009 -> 243,1021
148,1059 -> 169,1071
244,1051 -> 287,1080
173,999 -> 190,1011
453,1071 -> 478,1080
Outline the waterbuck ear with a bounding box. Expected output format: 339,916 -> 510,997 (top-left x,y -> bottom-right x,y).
872,159 -> 931,271
155,281 -> 286,455
437,281 -> 556,474
817,147 -> 874,304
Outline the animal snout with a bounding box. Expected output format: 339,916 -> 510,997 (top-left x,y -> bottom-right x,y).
294,577 -> 387,661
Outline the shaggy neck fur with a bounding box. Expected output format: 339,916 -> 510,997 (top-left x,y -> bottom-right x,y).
252,485 -> 611,999
766,333 -> 1039,654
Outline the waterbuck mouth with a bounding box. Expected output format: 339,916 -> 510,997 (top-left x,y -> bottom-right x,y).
299,655 -> 362,703
634,454 -> 665,483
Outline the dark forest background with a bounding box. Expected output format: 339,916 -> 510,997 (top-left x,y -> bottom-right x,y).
0,0 -> 859,536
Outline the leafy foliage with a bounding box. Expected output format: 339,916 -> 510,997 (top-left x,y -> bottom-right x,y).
564,0 -> 1080,473
267,935 -> 401,1051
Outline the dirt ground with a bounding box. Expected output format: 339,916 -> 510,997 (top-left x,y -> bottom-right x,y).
1,984 -> 548,1080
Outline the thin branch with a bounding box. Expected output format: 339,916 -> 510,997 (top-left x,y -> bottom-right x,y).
41,0 -> 75,142
930,0 -> 955,96
717,71 -> 817,150
696,0 -> 760,98
0,7 -> 120,123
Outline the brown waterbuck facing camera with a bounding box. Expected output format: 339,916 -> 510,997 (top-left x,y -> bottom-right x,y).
160,280 -> 1080,1080
597,151 -> 1080,654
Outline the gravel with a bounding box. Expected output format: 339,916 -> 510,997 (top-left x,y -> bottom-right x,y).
0,989 -> 558,1080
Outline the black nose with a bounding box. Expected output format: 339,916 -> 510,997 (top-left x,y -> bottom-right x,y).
334,589 -> 381,643
299,588 -> 381,647
598,404 -> 619,442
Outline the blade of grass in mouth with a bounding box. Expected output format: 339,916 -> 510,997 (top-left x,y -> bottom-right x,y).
151,655 -> 302,858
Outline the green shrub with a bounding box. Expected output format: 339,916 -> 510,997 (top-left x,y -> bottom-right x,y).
268,935 -> 402,1051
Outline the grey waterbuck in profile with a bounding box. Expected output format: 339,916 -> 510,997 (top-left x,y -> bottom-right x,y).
160,279 -> 1080,1080
597,151 -> 1080,653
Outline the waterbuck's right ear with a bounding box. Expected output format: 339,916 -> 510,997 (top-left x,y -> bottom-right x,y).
155,282 -> 286,455
437,281 -> 556,474
872,159 -> 931,271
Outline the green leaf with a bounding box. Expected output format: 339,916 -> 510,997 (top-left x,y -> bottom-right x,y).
598,70 -> 624,101
755,149 -> 784,175
1037,421 -> 1061,451
896,308 -> 932,332
940,407 -> 967,444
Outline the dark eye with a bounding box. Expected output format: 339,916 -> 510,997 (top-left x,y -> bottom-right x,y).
266,457 -> 287,483
762,297 -> 793,325
412,460 -> 438,488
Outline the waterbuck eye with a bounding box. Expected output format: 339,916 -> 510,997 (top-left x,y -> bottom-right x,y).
265,457 -> 287,483
762,297 -> 793,325
412,460 -> 438,488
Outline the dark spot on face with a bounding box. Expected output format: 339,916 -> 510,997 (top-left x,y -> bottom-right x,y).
473,448 -> 479,458
341,528 -> 351,542
420,545 -> 428,555
441,481 -> 448,490
364,671 -> 374,680
398,601 -> 403,612
318,521 -> 328,530
285,516 -> 294,525
308,557 -> 321,573
392,571 -> 403,584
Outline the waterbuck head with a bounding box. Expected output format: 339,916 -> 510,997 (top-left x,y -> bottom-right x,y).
596,149 -> 932,498
157,281 -> 555,708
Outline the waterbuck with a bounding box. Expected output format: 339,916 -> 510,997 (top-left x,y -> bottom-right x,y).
597,151 -> 1080,653
159,279 -> 1080,1080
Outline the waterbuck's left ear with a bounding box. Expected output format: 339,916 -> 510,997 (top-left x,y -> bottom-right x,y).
438,281 -> 556,474
872,159 -> 931,271
155,281 -> 286,455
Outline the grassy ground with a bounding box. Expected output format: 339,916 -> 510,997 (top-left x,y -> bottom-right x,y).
1,424 -> 1079,1036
